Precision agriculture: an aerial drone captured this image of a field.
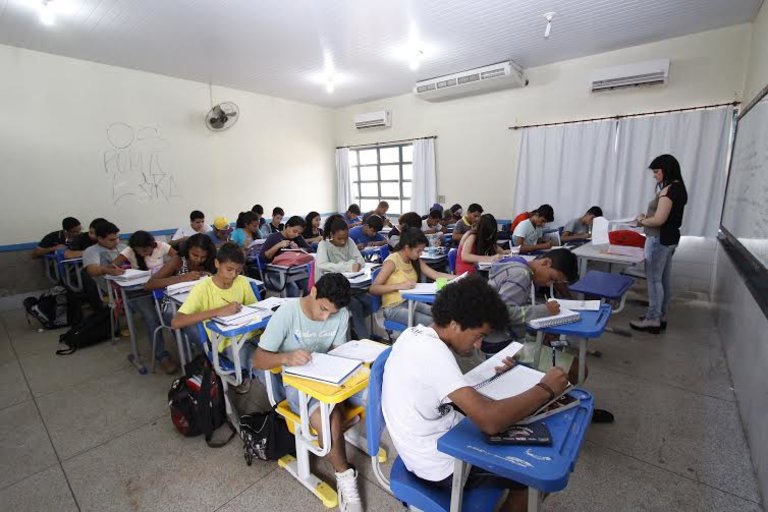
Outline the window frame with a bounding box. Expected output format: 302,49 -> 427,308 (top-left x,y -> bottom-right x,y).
349,143 -> 413,215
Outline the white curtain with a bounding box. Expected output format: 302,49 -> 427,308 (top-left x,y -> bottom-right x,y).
411,138 -> 437,215
335,147 -> 352,214
514,120 -> 619,224
614,107 -> 733,237
514,106 -> 733,237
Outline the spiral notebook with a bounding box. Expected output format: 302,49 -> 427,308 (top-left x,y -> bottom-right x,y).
527,308 -> 580,329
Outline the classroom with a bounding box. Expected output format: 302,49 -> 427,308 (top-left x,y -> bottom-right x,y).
1,1 -> 767,511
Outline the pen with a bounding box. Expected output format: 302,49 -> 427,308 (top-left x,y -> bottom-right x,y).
552,345 -> 557,367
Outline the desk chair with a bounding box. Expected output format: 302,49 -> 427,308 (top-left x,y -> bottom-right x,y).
370,268 -> 407,340
263,367 -> 386,508
367,349 -> 505,511
447,248 -> 457,274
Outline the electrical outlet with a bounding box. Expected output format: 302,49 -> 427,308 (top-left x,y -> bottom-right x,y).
437,195 -> 446,203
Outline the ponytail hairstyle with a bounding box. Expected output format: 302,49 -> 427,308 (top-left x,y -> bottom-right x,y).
474,213 -> 499,256
323,214 -> 348,240
394,227 -> 428,282
649,154 -> 685,191
127,230 -> 156,271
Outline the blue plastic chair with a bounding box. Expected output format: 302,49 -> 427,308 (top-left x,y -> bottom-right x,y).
366,349 -> 505,511
370,268 -> 407,339
447,248 -> 458,274
378,244 -> 390,262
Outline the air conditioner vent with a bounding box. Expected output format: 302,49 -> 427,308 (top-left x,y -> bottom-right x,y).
414,60 -> 527,101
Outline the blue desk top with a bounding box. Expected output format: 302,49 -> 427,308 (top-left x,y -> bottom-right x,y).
206,317 -> 270,337
400,292 -> 437,305
437,388 -> 594,492
540,304 -> 612,338
569,270 -> 634,300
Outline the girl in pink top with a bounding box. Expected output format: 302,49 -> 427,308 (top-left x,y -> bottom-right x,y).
455,214 -> 509,274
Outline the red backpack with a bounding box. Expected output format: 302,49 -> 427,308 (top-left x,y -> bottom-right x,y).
609,230 -> 646,248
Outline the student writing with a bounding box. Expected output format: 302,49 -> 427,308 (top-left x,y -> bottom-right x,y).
455,213 -> 509,274
512,204 -> 555,254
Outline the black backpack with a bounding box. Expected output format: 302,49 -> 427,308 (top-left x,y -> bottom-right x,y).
239,407 -> 295,464
23,286 -> 82,330
168,355 -> 236,448
56,309 -> 113,355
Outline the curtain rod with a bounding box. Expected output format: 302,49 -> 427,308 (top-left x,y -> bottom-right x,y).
336,135 -> 437,150
508,101 -> 740,130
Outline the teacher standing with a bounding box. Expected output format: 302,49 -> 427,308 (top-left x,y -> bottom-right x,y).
630,154 -> 688,334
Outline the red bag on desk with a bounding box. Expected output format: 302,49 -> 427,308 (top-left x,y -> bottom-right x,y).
609,230 -> 646,248
272,250 -> 313,267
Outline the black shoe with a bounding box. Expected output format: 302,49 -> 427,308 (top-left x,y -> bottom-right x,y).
592,408 -> 615,424
660,318 -> 667,330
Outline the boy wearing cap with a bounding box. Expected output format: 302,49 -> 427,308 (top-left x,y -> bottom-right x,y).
512,204 -> 555,254
208,216 -> 232,247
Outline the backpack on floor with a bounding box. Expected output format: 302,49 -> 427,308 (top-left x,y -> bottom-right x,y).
23,286 -> 82,330
56,308 -> 112,355
239,407 -> 295,464
168,354 -> 236,448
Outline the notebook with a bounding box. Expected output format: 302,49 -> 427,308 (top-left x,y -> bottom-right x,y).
398,272 -> 469,295
472,364 -> 548,401
527,308 -> 581,329
554,299 -> 600,311
166,278 -> 205,296
328,339 -> 388,364
112,269 -> 151,282
213,305 -> 268,326
282,353 -> 362,385
463,342 -> 524,389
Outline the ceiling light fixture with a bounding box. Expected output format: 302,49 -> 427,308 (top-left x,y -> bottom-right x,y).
323,51 -> 336,94
409,49 -> 424,71
38,0 -> 55,26
543,12 -> 556,39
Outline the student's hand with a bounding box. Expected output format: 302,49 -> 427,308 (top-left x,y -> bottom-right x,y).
357,243 -> 366,250
218,302 -> 242,316
105,266 -> 125,276
397,281 -> 416,290
351,263 -> 362,272
184,271 -> 202,282
278,240 -> 292,249
542,241 -> 553,249
283,349 -> 312,366
494,356 -> 516,374
540,367 -> 569,395
546,301 -> 561,315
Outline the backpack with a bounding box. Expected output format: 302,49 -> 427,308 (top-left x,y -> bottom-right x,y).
239,407 -> 295,464
23,286 -> 82,330
168,355 -> 236,448
56,309 -> 112,355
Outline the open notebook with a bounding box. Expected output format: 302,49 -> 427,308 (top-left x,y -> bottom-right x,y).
554,299 -> 601,311
398,271 -> 469,295
328,339 -> 388,364
112,269 -> 151,282
213,305 -> 269,327
283,353 -> 362,385
527,308 -> 580,329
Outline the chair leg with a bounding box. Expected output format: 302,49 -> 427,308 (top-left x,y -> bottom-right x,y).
151,326 -> 164,373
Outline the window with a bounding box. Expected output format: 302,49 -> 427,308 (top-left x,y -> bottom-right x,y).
350,143 -> 413,215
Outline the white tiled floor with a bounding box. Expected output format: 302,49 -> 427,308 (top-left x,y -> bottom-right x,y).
0,293 -> 763,512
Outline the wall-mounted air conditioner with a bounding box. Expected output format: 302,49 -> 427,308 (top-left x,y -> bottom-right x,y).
414,61 -> 527,102
590,59 -> 670,92
354,110 -> 391,129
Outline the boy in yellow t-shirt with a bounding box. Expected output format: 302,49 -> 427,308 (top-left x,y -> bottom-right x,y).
172,242 -> 258,391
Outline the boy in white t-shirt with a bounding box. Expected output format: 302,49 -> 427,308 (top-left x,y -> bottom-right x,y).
382,275 -> 568,511
171,210 -> 211,245
512,204 -> 555,254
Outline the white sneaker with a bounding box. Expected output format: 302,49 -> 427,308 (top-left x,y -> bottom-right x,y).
335,467 -> 363,512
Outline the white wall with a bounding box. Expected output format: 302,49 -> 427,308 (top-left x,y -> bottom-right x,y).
743,1 -> 768,104
0,44 -> 335,245
333,24 -> 751,220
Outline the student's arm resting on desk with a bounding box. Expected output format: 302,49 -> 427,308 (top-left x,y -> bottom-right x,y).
31,244 -> 64,258
252,306 -> 311,368
459,233 -> 501,264
171,303 -> 240,329
514,237 -> 552,254
418,259 -> 453,281
369,260 -> 415,295
144,256 -> 202,290
448,366 -> 568,435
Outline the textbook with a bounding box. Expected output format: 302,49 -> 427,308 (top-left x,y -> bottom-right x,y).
328,339 -> 388,364
283,353 -> 362,386
487,423 -> 552,446
166,278 -> 205,296
527,308 -> 580,329
554,299 -> 600,311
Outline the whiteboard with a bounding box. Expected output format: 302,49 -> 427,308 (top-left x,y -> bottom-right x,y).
721,87 -> 768,270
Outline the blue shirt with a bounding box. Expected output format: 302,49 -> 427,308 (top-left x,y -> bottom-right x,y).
349,225 -> 385,246
345,215 -> 362,226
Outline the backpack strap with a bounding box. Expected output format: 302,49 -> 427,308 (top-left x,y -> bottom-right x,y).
199,359 -> 236,448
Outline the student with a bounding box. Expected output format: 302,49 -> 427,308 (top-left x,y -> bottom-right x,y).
81,221 -> 126,312
455,214 -> 509,275
172,242 -> 258,391
113,230 -> 175,273
362,200 -> 392,227
171,210 -> 210,244
231,212 -> 263,248
382,275 -> 569,512
562,206 -> 603,242
444,203 -> 463,225
349,216 -> 386,249
261,216 -> 312,297
422,209 -> 446,234
344,204 -> 363,227
64,218 -> 107,259
316,215 -> 370,339
512,204 -> 555,254
387,211 -> 422,248
268,207 -> 285,234
370,227 -> 453,326
208,217 -> 232,247
145,233 -> 216,290
451,203 -> 483,247
302,211 -> 324,245
251,204 -> 271,238
32,217 -> 82,258
252,273 -> 362,512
